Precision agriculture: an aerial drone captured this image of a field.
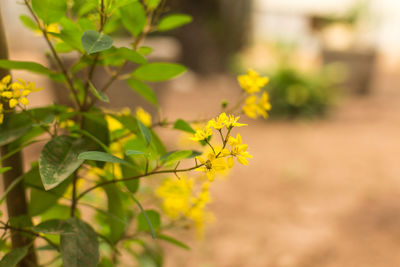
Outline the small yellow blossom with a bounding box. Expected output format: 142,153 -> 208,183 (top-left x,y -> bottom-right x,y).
226,133 -> 253,165
207,112 -> 228,130
242,92 -> 271,119
19,97 -> 29,106
9,99 -> 18,108
190,127 -> 212,142
238,69 -> 269,94
196,152 -> 228,181
136,107 -> 152,127
225,114 -> 247,129
105,115 -> 123,132
1,75 -> 11,85
156,176 -> 193,219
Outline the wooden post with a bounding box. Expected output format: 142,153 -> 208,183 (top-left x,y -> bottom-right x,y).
0,5 -> 38,267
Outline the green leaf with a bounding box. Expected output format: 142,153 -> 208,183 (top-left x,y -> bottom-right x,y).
19,15 -> 38,31
0,246 -> 29,267
81,30 -> 113,54
117,47 -> 147,65
25,164 -> 70,216
39,136 -> 85,190
104,185 -> 126,244
138,210 -> 160,233
125,150 -> 146,156
59,17 -> 83,52
60,218 -> 99,267
33,219 -> 73,234
132,63 -> 186,82
157,234 -> 190,250
32,0 -> 67,24
78,151 -> 131,165
121,160 -> 140,193
158,14 -> 192,31
126,78 -> 158,106
131,195 -> 156,238
144,0 -> 161,10
162,150 -> 193,166
173,119 -> 195,134
119,2 -> 146,36
0,60 -> 60,80
137,120 -> 152,146
138,46 -> 153,55
82,112 -> 110,152
0,174 -> 25,205
0,112 -> 32,146
88,81 -> 109,102
0,167 -> 11,174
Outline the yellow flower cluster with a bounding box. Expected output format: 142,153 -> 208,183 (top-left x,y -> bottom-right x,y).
191,113 -> 251,181
0,75 -> 42,123
238,69 -> 272,119
156,176 -> 213,236
136,107 -> 152,127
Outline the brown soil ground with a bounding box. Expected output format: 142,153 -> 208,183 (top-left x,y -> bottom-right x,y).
158,70 -> 400,267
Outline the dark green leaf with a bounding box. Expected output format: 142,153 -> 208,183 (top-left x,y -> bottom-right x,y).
88,81 -> 109,102
117,47 -> 147,65
39,136 -> 84,190
119,2 -> 146,36
157,234 -> 190,250
19,15 -> 38,31
0,246 -> 29,267
121,160 -> 140,193
104,185 -> 126,244
25,164 -> 71,216
32,0 -> 67,24
158,14 -> 192,31
82,112 -> 110,152
81,30 -> 113,54
137,120 -> 152,146
0,60 -> 61,80
60,218 -> 99,267
132,63 -> 186,82
126,78 -> 158,106
131,195 -> 156,238
173,119 -> 195,133
138,210 -> 161,232
0,112 -> 32,146
33,219 -> 73,234
78,151 -> 131,165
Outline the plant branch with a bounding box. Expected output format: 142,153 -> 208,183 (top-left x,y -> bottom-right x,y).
77,164 -> 202,200
24,0 -> 80,109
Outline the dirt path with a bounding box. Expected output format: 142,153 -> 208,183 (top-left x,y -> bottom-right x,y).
160,72 -> 400,267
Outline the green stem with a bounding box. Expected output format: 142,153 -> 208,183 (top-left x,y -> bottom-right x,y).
77,164 -> 202,200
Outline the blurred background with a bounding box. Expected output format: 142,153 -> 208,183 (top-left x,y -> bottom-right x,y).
2,0 -> 400,266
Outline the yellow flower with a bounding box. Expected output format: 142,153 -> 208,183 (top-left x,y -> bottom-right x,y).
156,176 -> 193,219
227,133 -> 253,165
225,114 -> 247,129
242,92 -> 271,119
19,97 -> 29,106
190,127 -> 212,142
136,107 -> 152,127
9,99 -> 18,108
238,69 -> 269,94
105,115 -> 123,132
1,75 -> 11,85
207,112 -> 228,130
1,91 -> 13,98
195,152 -> 228,181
